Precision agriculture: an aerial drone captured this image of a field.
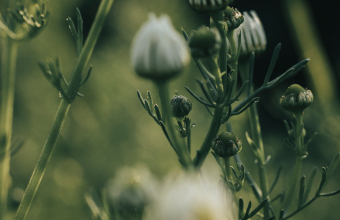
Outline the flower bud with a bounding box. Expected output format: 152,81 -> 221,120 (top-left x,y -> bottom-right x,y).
188,0 -> 230,13
212,132 -> 242,157
224,7 -> 244,30
131,13 -> 190,80
280,84 -> 313,113
170,95 -> 192,118
188,26 -> 221,58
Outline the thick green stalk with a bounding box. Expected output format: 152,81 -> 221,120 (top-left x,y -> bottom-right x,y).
157,81 -> 192,168
194,57 -> 224,168
0,36 -> 18,220
15,1 -> 114,219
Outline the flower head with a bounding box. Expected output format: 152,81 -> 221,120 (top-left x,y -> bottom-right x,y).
170,95 -> 192,118
229,10 -> 266,59
106,165 -> 159,219
146,174 -> 234,220
188,26 -> 221,58
280,84 -> 313,113
131,14 -> 190,80
212,132 -> 242,157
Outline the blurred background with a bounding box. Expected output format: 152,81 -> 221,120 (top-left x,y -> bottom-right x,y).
1,0 -> 340,219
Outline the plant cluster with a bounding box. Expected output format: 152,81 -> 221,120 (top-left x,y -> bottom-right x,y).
0,0 -> 339,220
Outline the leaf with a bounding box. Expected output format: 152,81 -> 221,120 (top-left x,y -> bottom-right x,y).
264,43 -> 281,84
298,176 -> 306,208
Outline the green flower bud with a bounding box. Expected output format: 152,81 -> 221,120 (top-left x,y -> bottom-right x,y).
188,0 -> 230,13
224,7 -> 244,30
170,95 -> 192,118
188,26 -> 221,58
131,14 -> 190,80
280,84 -> 313,113
212,132 -> 242,157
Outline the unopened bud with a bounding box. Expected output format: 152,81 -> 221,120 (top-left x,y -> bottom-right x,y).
170,95 -> 192,118
224,7 -> 244,30
188,26 -> 221,58
280,84 -> 313,113
212,132 -> 242,157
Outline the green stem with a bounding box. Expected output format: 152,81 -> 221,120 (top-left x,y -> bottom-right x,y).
15,1 -> 114,219
224,157 -> 232,181
258,162 -> 270,219
211,12 -> 227,75
239,63 -> 269,219
226,30 -> 238,97
281,113 -> 304,211
156,81 -> 192,168
281,156 -> 303,211
14,100 -> 71,220
0,36 -> 18,220
194,57 -> 225,168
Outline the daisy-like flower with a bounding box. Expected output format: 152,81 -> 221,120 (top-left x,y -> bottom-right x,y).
131,13 -> 189,80
230,10 -> 266,58
146,174 -> 235,220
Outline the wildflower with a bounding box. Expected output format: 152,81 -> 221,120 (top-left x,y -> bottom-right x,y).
131,13 -> 190,80
280,84 -> 313,113
188,0 -> 230,13
146,174 -> 235,220
106,165 -> 159,219
170,95 -> 192,118
212,132 -> 242,157
188,26 -> 221,58
229,10 -> 266,58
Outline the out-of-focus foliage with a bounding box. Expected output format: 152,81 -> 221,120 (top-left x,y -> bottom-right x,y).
0,0 -> 339,219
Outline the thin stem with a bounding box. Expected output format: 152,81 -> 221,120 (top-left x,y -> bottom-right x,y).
226,30 -> 238,96
224,157 -> 232,181
15,1 -> 114,219
211,12 -> 228,76
156,81 -> 192,168
15,100 -> 71,220
0,36 -> 19,220
258,162 -> 270,219
281,156 -> 303,211
239,63 -> 269,219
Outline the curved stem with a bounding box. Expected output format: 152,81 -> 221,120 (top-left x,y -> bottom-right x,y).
0,36 -> 18,220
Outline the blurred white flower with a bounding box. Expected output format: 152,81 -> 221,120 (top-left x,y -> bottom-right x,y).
106,165 -> 159,219
229,10 -> 266,57
146,173 -> 235,220
131,13 -> 190,80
